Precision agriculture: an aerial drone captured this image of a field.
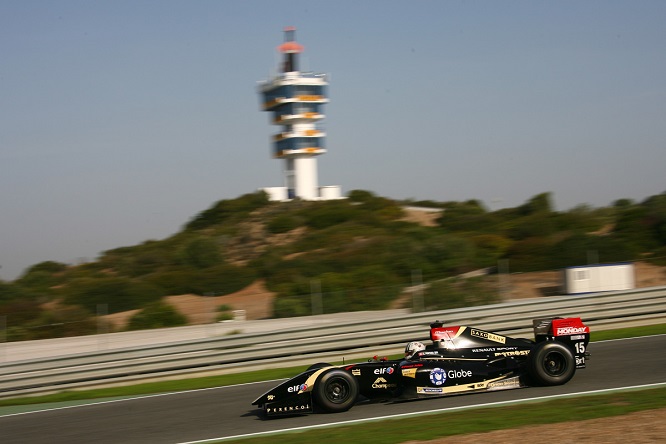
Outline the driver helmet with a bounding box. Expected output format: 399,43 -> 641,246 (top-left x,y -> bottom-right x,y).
404,341 -> 426,360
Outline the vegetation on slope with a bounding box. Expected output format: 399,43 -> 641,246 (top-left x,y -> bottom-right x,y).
1,189 -> 665,341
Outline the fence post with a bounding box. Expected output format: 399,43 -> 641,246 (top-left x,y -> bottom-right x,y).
97,304 -> 108,350
411,269 -> 424,313
498,259 -> 511,301
0,316 -> 6,362
311,280 -> 323,316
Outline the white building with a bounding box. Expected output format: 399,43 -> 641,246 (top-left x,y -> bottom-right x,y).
562,262 -> 635,294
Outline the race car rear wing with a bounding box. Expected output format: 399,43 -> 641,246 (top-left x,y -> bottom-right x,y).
533,316 -> 589,338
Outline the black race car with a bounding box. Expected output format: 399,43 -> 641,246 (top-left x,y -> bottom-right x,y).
253,316 -> 590,416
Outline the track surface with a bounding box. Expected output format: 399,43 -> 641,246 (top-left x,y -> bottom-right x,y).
1,335 -> 665,444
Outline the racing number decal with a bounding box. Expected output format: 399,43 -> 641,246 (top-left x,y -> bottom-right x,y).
574,342 -> 586,354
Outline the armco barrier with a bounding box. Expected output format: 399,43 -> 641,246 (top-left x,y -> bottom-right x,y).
0,286 -> 665,398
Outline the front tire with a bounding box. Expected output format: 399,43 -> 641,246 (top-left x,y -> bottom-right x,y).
528,341 -> 576,386
313,369 -> 358,413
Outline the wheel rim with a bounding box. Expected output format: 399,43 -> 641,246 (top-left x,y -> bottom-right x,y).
543,351 -> 567,376
324,377 -> 351,404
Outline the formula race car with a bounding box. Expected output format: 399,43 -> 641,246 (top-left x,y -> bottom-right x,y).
253,317 -> 590,416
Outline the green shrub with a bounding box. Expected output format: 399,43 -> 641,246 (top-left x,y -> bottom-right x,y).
0,282 -> 29,304
0,299 -> 43,328
266,214 -> 303,234
143,268 -> 199,295
62,277 -> 164,313
126,302 -> 187,330
23,306 -> 98,340
302,201 -> 360,229
185,191 -> 269,231
143,264 -> 255,297
273,295 -> 310,318
178,237 -> 222,269
21,261 -> 68,275
191,264 -> 256,295
216,311 -> 234,322
423,277 -> 498,311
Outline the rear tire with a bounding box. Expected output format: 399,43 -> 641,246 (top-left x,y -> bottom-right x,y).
313,369 -> 358,413
528,341 -> 575,386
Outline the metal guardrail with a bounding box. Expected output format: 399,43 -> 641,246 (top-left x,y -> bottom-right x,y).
1,286 -> 665,398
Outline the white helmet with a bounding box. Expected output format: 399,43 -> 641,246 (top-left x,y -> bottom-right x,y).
404,341 -> 426,359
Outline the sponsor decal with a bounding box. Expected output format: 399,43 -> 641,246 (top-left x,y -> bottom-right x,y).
401,363 -> 423,368
429,368 -> 447,386
470,329 -> 506,344
287,383 -> 308,393
431,326 -> 462,341
372,377 -> 397,389
494,350 -> 530,357
402,368 -> 417,378
447,369 -> 472,378
488,378 -> 521,390
552,318 -> 590,336
374,367 -> 395,375
351,369 -> 361,376
556,326 -> 589,335
417,387 -> 444,394
576,356 -> 586,366
421,351 -> 440,356
476,346 -> 516,353
266,404 -> 311,414
571,335 -> 586,340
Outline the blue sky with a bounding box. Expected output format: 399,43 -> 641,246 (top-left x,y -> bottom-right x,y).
2,1 -> 665,280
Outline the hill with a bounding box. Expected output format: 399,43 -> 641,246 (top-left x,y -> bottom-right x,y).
2,189 -> 665,340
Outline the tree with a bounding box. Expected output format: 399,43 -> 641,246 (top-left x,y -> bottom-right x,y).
22,261 -> 68,275
437,200 -> 495,233
0,282 -> 28,304
643,192 -> 666,245
517,192 -> 553,216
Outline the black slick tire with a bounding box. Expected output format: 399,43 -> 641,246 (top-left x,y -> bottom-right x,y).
313,369 -> 358,413
528,341 -> 576,386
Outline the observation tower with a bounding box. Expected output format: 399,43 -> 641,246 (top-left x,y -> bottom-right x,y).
258,27 -> 341,201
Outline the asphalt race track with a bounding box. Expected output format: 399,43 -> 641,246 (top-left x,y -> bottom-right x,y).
1,335 -> 665,444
